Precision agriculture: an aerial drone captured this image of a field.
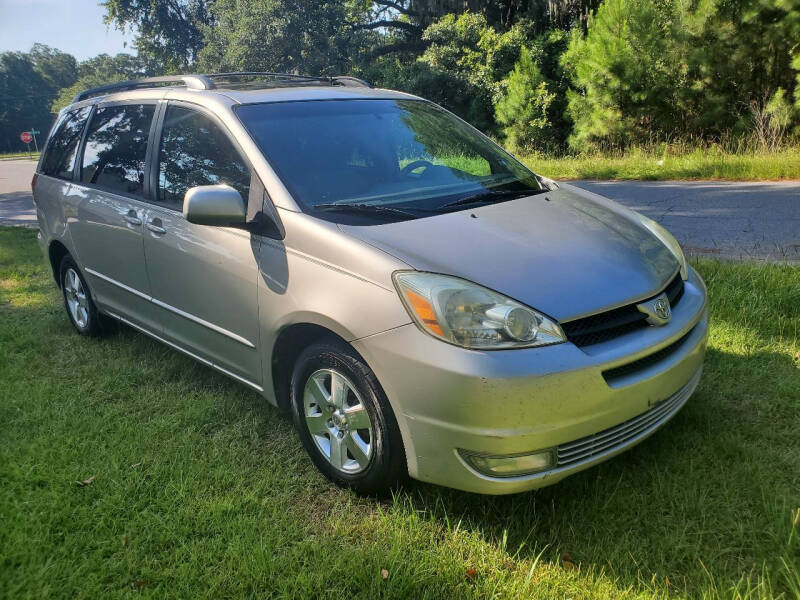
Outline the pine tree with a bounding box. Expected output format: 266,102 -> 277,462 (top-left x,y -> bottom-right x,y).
495,47 -> 557,153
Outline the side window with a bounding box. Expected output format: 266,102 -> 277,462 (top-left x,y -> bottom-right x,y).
80,104 -> 155,197
40,106 -> 91,180
158,105 -> 250,207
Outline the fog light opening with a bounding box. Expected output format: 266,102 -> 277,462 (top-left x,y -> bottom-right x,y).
460,449 -> 555,478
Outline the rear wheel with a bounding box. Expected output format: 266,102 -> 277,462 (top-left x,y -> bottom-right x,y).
59,255 -> 110,336
290,339 -> 406,495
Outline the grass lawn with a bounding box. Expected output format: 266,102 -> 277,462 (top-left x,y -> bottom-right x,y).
523,147 -> 800,181
0,151 -> 39,161
1,226 -> 798,599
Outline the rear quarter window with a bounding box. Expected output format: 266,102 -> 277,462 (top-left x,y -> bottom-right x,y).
40,106 -> 91,180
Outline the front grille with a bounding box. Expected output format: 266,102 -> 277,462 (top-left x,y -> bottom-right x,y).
556,369 -> 700,467
561,272 -> 684,347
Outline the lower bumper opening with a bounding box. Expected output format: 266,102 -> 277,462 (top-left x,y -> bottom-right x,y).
602,325 -> 696,385
557,368 -> 701,467
456,368 -> 701,485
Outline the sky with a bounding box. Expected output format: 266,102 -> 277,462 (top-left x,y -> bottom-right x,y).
0,0 -> 136,60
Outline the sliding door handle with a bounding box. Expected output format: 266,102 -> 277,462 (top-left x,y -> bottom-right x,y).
122,209 -> 142,226
146,217 -> 166,235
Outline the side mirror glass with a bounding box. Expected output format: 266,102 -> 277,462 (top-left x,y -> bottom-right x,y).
183,184 -> 246,226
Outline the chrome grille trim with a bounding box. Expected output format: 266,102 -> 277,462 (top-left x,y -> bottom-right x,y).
557,369 -> 701,467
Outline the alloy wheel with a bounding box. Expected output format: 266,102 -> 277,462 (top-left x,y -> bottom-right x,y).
64,268 -> 89,329
303,368 -> 374,474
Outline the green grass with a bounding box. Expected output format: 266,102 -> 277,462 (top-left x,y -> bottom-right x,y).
1,226 -> 798,599
522,147 -> 800,181
0,151 -> 39,160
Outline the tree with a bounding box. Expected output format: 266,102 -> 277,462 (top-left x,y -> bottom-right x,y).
53,0 -> 800,153
29,44 -> 78,91
685,0 -> 800,137
0,52 -> 56,152
563,0 -> 800,151
562,0 -> 683,150
0,46 -> 77,152
102,0 -> 212,72
198,0 -> 354,74
52,53 -> 146,113
413,12 -> 527,132
495,47 -> 557,152
795,53 -> 800,118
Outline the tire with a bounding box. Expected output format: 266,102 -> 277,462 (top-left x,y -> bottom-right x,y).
290,338 -> 407,496
59,255 -> 111,336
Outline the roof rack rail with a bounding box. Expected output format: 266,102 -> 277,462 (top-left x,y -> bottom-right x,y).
71,72 -> 373,103
331,76 -> 372,88
207,72 -> 328,83
72,75 -> 213,103
206,72 -> 372,88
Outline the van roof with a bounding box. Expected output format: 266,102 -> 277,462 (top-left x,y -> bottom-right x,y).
70,72 -> 417,107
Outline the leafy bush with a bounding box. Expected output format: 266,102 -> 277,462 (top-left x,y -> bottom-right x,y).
748,89 -> 795,152
362,58 -> 490,131
412,13 -> 528,133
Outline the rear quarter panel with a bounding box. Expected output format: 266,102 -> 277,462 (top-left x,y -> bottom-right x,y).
33,175 -> 76,262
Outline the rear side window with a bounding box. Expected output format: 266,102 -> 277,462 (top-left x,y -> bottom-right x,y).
80,104 -> 155,197
40,106 -> 91,180
157,105 -> 250,207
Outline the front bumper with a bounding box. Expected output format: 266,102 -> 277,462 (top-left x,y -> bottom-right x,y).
353,267 -> 708,494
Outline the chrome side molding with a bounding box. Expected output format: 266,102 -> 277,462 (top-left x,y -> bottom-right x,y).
85,267 -> 255,349
106,311 -> 264,393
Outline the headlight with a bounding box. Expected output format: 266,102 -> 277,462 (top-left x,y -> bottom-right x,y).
393,272 -> 566,349
634,214 -> 688,280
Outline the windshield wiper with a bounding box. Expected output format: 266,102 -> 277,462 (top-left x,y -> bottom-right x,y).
314,203 -> 420,219
439,189 -> 538,209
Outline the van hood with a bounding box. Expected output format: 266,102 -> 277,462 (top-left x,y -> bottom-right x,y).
339,184 -> 678,322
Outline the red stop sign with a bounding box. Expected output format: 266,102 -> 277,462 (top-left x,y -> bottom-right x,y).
20,132 -> 33,144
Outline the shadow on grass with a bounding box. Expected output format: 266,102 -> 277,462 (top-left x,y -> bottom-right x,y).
389,346 -> 799,596
98,314 -> 797,596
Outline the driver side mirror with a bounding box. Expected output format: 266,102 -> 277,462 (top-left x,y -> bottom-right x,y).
183,184 -> 246,226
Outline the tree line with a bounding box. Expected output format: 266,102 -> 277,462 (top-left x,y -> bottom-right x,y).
2,0 -> 798,155
0,47 -> 144,153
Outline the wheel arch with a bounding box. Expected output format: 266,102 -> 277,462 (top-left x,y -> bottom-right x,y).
48,239 -> 71,287
270,322 -> 357,413
272,320 -> 410,491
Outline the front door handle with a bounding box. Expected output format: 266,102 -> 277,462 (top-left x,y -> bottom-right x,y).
146,217 -> 166,235
122,209 -> 142,226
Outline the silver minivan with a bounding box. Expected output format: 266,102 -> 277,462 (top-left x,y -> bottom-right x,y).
34,73 -> 707,495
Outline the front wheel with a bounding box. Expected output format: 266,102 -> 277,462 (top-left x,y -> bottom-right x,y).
290,339 -> 406,496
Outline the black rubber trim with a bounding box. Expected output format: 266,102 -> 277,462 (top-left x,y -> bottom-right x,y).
602,325 -> 695,384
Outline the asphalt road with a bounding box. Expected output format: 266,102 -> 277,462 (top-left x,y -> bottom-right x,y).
0,159 -> 38,227
569,180 -> 800,262
1,158 -> 798,261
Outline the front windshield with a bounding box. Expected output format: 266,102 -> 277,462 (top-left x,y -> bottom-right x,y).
235,99 -> 544,224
